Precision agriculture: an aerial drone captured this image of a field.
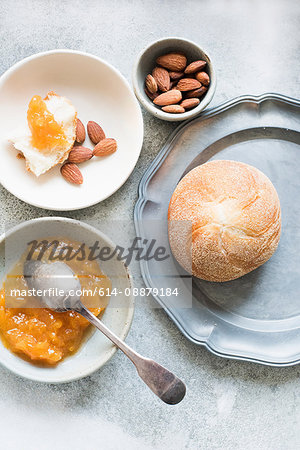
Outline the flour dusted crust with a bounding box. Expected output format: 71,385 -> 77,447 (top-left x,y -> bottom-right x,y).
168,160 -> 281,282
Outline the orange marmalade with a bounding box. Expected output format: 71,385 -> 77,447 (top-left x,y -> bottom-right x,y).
27,95 -> 67,151
0,238 -> 111,365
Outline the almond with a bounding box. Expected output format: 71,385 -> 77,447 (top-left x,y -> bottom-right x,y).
152,67 -> 170,92
156,52 -> 187,72
145,88 -> 158,101
195,71 -> 210,86
93,138 -> 117,156
185,86 -> 208,98
177,78 -> 201,91
169,71 -> 184,81
162,105 -> 185,113
75,118 -> 86,144
184,60 -> 207,74
145,74 -> 158,94
153,90 -> 182,106
180,98 -> 200,109
61,163 -> 83,185
68,146 -> 93,164
87,121 -> 105,144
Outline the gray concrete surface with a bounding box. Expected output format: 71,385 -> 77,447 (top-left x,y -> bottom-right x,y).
0,0 -> 299,449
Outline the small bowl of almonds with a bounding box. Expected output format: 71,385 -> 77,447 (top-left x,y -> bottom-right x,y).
133,37 -> 216,121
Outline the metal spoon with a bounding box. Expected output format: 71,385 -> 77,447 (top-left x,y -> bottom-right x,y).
23,260 -> 186,404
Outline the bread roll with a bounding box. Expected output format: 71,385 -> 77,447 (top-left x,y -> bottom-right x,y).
168,160 -> 281,282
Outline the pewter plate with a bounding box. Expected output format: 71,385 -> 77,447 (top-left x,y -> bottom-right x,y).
134,94 -> 300,366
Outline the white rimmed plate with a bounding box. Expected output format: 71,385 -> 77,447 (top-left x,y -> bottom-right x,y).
0,50 -> 143,210
0,217 -> 134,383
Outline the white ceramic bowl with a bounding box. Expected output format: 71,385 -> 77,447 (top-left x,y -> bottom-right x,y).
0,217 -> 134,383
133,37 -> 216,122
0,50 -> 143,211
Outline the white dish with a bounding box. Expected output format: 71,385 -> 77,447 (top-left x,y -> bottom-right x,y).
132,37 -> 216,122
0,50 -> 143,210
0,217 -> 134,383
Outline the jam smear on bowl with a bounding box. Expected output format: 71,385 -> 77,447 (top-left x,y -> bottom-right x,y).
0,238 -> 111,365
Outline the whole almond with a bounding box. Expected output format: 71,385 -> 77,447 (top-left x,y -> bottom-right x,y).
145,88 -> 158,101
75,118 -> 86,144
185,86 -> 208,98
156,53 -> 187,72
180,98 -> 200,109
169,71 -> 184,81
87,121 -> 105,144
177,78 -> 201,91
162,105 -> 185,114
61,163 -> 83,185
68,146 -> 93,164
184,60 -> 207,74
153,90 -> 182,106
152,67 -> 170,92
93,138 -> 117,157
145,74 -> 158,94
195,71 -> 210,86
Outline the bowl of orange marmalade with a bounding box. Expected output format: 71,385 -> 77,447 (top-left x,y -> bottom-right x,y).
0,217 -> 134,383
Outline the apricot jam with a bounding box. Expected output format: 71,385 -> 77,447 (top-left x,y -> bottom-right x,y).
0,238 -> 111,365
27,95 -> 67,151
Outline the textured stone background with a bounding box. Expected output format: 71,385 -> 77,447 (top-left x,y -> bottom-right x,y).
0,1 -> 299,449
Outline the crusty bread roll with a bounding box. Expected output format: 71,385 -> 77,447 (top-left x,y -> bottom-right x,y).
168,160 -> 281,282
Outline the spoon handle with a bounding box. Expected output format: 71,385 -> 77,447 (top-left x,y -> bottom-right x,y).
79,306 -> 186,405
